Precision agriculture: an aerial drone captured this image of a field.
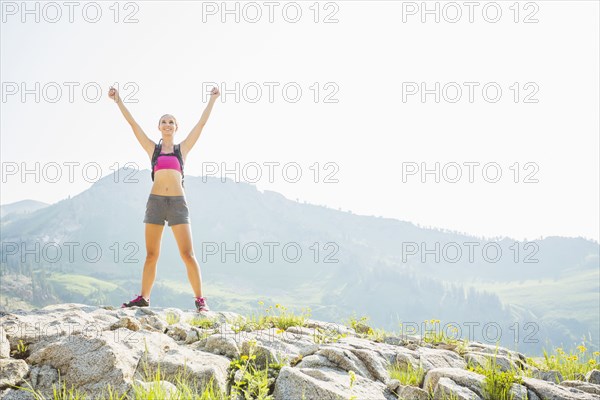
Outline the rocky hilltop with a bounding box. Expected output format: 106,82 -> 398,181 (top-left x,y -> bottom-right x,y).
0,304 -> 598,399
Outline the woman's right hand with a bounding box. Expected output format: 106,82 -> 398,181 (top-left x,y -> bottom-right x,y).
108,86 -> 119,102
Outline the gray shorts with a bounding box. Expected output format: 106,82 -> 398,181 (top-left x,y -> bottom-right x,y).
143,194 -> 190,226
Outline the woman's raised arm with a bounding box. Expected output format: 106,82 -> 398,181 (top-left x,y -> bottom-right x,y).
109,86 -> 155,158
180,86 -> 220,157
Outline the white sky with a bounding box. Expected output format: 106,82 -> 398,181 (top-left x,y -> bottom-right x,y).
1,1 -> 598,242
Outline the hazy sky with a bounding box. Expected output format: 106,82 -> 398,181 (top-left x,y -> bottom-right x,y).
1,1 -> 598,242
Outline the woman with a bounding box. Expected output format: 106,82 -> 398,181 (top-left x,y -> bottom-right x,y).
108,85 -> 220,313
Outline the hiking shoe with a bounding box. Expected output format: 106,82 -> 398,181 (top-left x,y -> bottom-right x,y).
121,294 -> 149,308
195,296 -> 210,312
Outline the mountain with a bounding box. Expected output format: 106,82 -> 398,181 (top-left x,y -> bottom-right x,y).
0,200 -> 49,218
0,168 -> 598,356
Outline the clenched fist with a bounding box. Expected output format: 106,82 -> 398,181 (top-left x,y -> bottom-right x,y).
108,86 -> 120,103
210,86 -> 220,100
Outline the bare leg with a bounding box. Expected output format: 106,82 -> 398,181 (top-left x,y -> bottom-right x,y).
171,223 -> 203,297
141,223 -> 165,299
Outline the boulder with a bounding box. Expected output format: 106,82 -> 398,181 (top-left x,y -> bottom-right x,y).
560,380 -> 600,395
396,384 -> 429,400
464,342 -> 526,363
204,334 -> 240,359
464,351 -> 520,373
137,315 -> 168,333
27,364 -> 60,396
297,336 -> 399,384
0,328 -> 10,358
109,316 -> 142,332
433,377 -> 482,400
303,320 -> 356,338
521,376 -> 598,400
423,367 -> 485,397
0,304 -> 118,350
0,388 -> 36,399
0,359 -> 28,390
396,346 -> 467,373
532,369 -> 563,383
25,327 -> 229,397
273,366 -> 395,400
585,369 -> 600,384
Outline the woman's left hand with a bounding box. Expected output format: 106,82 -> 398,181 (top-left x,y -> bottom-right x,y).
210,86 -> 220,100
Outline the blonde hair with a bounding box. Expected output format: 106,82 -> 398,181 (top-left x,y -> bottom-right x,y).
158,114 -> 178,131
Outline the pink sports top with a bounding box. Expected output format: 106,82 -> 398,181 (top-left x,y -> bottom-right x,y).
153,152 -> 182,174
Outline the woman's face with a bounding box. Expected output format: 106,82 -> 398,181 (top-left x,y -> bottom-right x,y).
159,115 -> 178,136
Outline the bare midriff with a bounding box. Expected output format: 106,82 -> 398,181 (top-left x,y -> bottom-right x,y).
150,169 -> 185,196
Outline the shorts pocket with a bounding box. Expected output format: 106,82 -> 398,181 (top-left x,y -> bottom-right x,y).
175,201 -> 189,217
145,197 -> 165,221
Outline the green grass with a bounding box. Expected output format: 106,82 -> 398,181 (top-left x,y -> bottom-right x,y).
312,325 -> 347,344
10,368 -> 103,399
228,339 -> 282,400
388,361 -> 425,387
165,311 -> 180,325
10,339 -> 29,359
188,316 -> 217,329
346,314 -> 373,334
466,345 -> 523,400
345,314 -> 387,342
420,319 -> 462,346
471,269 -> 600,327
348,370 -> 357,400
438,391 -> 462,400
234,302 -> 311,332
525,343 -> 600,381
47,273 -> 119,296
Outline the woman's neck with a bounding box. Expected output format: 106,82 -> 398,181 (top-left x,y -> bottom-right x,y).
161,138 -> 175,151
